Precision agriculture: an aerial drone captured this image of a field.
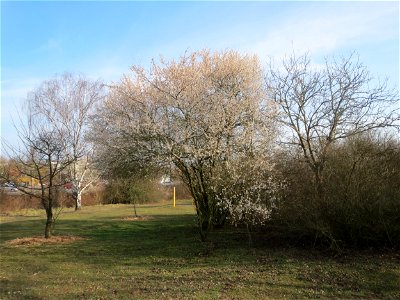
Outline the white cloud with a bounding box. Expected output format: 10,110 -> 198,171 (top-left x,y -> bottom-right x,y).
84,63 -> 129,84
249,2 -> 398,59
37,38 -> 64,54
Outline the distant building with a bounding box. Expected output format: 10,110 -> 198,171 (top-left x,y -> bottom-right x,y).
160,175 -> 173,186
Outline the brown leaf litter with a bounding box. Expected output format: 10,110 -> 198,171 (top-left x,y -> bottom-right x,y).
5,235 -> 86,246
122,215 -> 154,221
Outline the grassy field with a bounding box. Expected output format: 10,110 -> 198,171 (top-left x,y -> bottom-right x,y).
0,201 -> 399,299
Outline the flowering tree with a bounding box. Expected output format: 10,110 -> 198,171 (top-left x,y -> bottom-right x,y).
93,50 -> 279,240
213,155 -> 283,245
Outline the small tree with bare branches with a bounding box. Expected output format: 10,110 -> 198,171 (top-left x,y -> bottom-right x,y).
2,110 -> 74,238
28,73 -> 106,210
267,53 -> 399,196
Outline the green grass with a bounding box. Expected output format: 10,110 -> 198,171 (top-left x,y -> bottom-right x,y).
1,201 -> 399,299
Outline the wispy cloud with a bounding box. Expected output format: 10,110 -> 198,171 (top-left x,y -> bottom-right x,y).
249,2 -> 398,59
37,38 -> 64,54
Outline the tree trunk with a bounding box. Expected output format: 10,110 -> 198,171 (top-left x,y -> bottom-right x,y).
45,208 -> 53,238
246,223 -> 253,248
133,201 -> 137,217
199,225 -> 208,242
313,166 -> 330,221
74,191 -> 82,210
315,173 -> 324,198
312,164 -> 324,199
197,216 -> 210,242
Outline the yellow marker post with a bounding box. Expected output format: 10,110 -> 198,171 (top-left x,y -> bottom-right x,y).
173,186 -> 176,208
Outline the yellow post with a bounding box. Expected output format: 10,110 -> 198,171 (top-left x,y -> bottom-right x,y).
173,186 -> 176,208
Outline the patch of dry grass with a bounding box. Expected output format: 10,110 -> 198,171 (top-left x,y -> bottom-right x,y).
121,215 -> 154,221
5,235 -> 85,247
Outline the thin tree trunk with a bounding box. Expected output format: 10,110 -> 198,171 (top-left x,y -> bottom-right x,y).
198,216 -> 209,242
133,201 -> 137,217
313,165 -> 325,199
246,223 -> 253,248
75,191 -> 82,210
45,208 -> 53,238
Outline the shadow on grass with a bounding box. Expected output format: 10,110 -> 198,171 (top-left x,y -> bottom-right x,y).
1,211 -> 400,299
1,214 -> 201,257
0,213 -> 269,275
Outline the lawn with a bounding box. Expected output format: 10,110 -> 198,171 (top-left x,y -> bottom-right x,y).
0,201 -> 399,299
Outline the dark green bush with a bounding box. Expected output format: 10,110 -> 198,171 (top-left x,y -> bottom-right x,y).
102,177 -> 190,205
103,178 -> 151,204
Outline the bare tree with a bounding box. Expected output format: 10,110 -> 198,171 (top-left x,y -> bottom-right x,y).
28,73 -> 106,210
2,107 -> 74,238
92,50 -> 279,240
266,53 -> 399,195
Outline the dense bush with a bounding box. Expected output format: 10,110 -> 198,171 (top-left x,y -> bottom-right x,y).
271,135 -> 400,249
0,188 -> 103,212
102,177 -> 191,205
104,178 -> 149,205
0,192 -> 42,212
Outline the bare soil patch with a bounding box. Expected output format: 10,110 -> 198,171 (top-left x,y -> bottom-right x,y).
5,235 -> 85,247
122,215 -> 154,221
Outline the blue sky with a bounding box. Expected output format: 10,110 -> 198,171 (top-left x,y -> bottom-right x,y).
1,1 -> 399,151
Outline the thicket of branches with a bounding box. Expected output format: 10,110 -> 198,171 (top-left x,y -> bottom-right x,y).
273,133 -> 400,249
265,53 -> 399,249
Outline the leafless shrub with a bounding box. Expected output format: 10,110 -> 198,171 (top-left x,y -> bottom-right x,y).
273,133 -> 400,249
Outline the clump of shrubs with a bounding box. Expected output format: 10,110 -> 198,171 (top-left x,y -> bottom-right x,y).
270,134 -> 400,249
102,177 -> 190,205
0,191 -> 41,212
0,187 -> 103,212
